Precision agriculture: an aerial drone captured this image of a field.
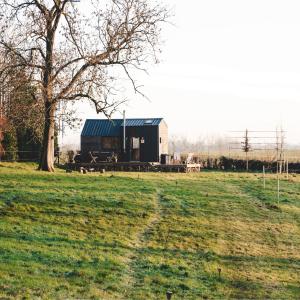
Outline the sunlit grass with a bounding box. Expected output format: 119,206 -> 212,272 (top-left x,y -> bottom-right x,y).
0,163 -> 299,299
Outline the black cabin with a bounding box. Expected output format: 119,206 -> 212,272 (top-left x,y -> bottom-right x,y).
81,118 -> 168,163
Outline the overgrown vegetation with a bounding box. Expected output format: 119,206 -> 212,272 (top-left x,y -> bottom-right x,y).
0,163 -> 299,299
0,70 -> 43,161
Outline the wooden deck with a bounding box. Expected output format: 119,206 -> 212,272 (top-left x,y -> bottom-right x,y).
67,162 -> 200,173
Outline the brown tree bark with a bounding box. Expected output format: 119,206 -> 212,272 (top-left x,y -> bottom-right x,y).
39,102 -> 55,171
39,20 -> 55,171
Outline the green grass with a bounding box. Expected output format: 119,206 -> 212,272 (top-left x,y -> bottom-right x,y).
0,163 -> 300,299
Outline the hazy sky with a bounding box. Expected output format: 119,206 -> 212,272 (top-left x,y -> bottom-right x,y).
65,0 -> 300,146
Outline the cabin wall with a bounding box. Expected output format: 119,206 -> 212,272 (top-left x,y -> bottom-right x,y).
123,126 -> 159,162
158,120 -> 168,157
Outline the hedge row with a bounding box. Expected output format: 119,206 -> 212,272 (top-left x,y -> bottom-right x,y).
199,156 -> 300,172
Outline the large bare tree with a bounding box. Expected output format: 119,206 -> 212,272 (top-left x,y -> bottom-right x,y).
0,0 -> 168,171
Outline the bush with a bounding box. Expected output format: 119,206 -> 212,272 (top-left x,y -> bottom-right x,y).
17,128 -> 41,161
207,156 -> 279,172
2,130 -> 18,161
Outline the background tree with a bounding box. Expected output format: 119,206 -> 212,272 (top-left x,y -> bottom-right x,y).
0,115 -> 7,160
0,0 -> 169,171
1,127 -> 18,161
0,53 -> 43,161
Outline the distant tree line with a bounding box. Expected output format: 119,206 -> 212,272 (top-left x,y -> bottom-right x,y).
169,135 -> 229,154
169,136 -> 300,171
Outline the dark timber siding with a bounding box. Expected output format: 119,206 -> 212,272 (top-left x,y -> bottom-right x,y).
123,125 -> 159,162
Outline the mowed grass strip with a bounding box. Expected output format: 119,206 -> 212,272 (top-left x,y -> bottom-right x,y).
0,164 -> 300,299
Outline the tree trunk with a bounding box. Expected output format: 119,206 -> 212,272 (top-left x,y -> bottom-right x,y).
39,102 -> 56,172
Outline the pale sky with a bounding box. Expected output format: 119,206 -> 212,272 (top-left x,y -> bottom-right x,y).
65,0 -> 300,146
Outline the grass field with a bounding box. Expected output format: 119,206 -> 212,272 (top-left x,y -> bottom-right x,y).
0,163 -> 300,299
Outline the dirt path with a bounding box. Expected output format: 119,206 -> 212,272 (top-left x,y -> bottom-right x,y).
122,189 -> 163,298
135,188 -> 163,247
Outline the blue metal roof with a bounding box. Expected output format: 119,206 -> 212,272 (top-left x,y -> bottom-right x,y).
81,119 -> 123,137
81,118 -> 163,136
121,118 -> 162,127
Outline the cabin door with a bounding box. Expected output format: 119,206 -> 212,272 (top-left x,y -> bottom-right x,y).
131,137 -> 140,161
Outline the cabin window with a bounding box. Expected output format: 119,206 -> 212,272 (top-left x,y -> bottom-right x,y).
160,137 -> 162,144
101,137 -> 120,150
82,143 -> 99,152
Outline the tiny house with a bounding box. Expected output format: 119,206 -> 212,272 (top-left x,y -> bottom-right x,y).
81,118 -> 168,163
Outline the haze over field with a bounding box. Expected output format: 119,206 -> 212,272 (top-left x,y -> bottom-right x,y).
65,0 -> 300,145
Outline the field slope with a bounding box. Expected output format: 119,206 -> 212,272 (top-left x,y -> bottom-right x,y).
0,163 -> 300,299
